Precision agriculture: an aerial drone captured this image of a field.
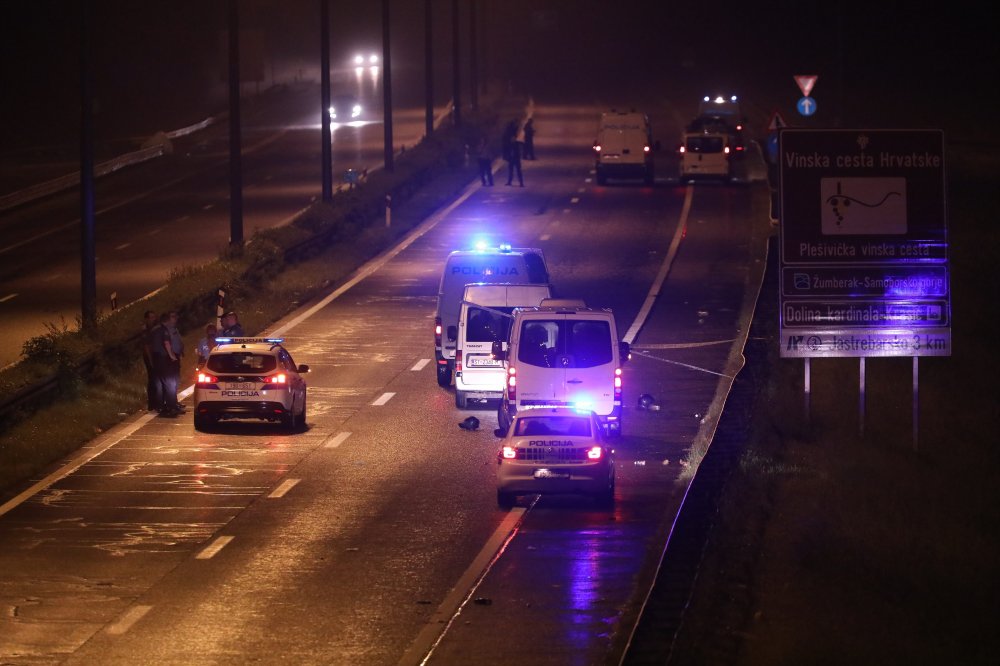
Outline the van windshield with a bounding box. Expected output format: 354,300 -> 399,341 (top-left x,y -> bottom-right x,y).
467,307 -> 513,342
517,319 -> 613,368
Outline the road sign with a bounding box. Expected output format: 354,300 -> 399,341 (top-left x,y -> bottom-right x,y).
797,96 -> 817,116
768,110 -> 787,131
778,129 -> 950,358
794,74 -> 818,97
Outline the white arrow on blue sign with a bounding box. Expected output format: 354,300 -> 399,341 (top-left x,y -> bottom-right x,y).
797,96 -> 817,116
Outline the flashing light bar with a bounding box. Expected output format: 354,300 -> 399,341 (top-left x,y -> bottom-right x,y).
214,337 -> 284,345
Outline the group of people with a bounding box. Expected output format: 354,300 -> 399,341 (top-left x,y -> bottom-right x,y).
142,309 -> 244,417
477,118 -> 536,188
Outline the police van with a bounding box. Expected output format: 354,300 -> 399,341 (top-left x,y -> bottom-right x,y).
493,299 -> 629,437
434,244 -> 549,387
454,282 -> 553,408
679,126 -> 733,181
592,110 -> 656,185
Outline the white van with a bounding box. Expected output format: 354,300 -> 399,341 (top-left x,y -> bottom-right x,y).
679,128 -> 732,181
494,299 -> 630,437
455,283 -> 553,408
434,245 -> 549,387
593,110 -> 656,185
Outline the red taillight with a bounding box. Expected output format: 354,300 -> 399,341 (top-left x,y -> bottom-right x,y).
507,366 -> 516,401
593,144 -> 602,152
614,368 -> 622,401
456,350 -> 463,374
724,146 -> 731,154
269,374 -> 287,384
434,317 -> 442,347
197,372 -> 218,384
587,446 -> 603,460
643,145 -> 650,153
502,446 -> 517,459
678,145 -> 686,154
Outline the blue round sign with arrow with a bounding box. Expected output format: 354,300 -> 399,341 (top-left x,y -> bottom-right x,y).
797,96 -> 817,116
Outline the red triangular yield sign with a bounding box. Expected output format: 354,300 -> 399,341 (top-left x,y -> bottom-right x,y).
794,75 -> 818,97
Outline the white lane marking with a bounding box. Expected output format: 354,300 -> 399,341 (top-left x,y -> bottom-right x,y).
570,197 -> 580,203
372,392 -> 395,406
540,234 -> 551,241
0,293 -> 16,303
324,431 -> 352,449
115,243 -> 131,251
562,208 -> 571,214
411,358 -> 431,371
176,215 -> 190,222
623,185 -> 692,345
202,204 -> 214,211
196,535 -> 234,560
106,605 -> 152,636
550,219 -> 560,227
399,506 -> 528,666
577,188 -> 585,193
268,478 -> 300,498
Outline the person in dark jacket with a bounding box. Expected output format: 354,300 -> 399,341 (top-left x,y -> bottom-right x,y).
522,118 -> 536,160
142,310 -> 162,410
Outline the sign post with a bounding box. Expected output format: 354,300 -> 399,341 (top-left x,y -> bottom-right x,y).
778,129 -> 950,443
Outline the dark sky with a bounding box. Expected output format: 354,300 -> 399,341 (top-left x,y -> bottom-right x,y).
2,1 -> 994,153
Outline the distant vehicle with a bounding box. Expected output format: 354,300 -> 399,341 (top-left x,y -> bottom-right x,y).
193,337 -> 309,432
455,282 -> 553,409
329,94 -> 363,123
434,243 -> 550,388
495,407 -> 615,509
678,126 -> 733,182
694,94 -> 747,157
593,110 -> 658,185
494,299 -> 629,437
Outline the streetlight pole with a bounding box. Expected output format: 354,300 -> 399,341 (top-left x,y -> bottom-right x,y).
228,0 -> 244,247
451,0 -> 460,127
424,0 -> 434,137
79,1 -> 96,330
382,0 -> 394,172
320,0 -> 333,201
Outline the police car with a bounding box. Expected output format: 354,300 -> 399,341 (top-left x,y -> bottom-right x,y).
193,337 -> 309,432
495,407 -> 615,509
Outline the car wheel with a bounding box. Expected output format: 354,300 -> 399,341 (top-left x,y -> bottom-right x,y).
455,390 -> 468,409
194,413 -> 211,432
497,404 -> 510,433
497,489 -> 516,509
595,475 -> 615,509
297,397 -> 308,432
281,407 -> 297,432
436,362 -> 451,388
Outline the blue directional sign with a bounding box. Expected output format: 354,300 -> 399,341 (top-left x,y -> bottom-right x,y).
797,96 -> 817,116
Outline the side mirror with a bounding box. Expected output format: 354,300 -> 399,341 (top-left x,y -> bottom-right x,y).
620,341 -> 631,363
447,325 -> 457,342
491,340 -> 507,361
298,364 -> 310,373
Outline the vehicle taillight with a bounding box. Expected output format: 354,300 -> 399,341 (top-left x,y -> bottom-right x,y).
501,446 -> 517,459
593,144 -> 602,152
434,317 -> 442,347
614,368 -> 622,402
724,146 -> 731,155
456,350 -> 463,374
643,145 -> 650,153
507,366 -> 516,401
197,372 -> 218,384
269,374 -> 287,384
587,446 -> 603,460
678,145 -> 686,154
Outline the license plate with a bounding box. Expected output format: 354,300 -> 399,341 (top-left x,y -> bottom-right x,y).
533,469 -> 569,480
467,356 -> 501,367
227,382 -> 256,390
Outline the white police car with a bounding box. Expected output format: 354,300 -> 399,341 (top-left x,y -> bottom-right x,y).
193,337 -> 309,432
496,407 -> 615,509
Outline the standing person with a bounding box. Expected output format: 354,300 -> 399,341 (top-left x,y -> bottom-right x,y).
196,323 -> 217,367
522,118 -> 536,160
153,311 -> 185,417
503,121 -> 524,187
220,310 -> 244,337
141,310 -> 162,411
476,137 -> 494,186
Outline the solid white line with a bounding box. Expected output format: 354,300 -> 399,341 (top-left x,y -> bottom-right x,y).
0,293 -> 16,303
539,234 -> 551,241
622,185 -> 692,345
411,358 -> 431,371
324,431 -> 352,449
399,507 -> 527,666
372,392 -> 395,406
115,243 -> 131,251
268,478 -> 300,498
570,197 -> 580,203
106,605 -> 153,635
195,535 -> 234,560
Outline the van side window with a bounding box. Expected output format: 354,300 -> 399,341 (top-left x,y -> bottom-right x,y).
468,307 -> 511,343
524,253 -> 549,283
518,321 -> 556,367
568,321 -> 613,368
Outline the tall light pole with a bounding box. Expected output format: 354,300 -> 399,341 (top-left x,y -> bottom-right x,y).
228,0 -> 244,247
424,0 -> 434,137
451,0 -> 460,127
79,1 -> 96,330
382,0 -> 394,172
320,0 -> 333,201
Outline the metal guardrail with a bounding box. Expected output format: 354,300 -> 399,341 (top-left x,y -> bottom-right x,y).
0,116 -> 217,213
